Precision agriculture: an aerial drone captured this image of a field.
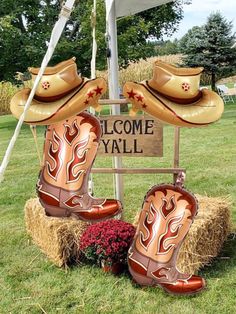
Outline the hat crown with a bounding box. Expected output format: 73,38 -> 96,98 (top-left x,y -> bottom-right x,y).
29,57 -> 82,99
149,61 -> 204,100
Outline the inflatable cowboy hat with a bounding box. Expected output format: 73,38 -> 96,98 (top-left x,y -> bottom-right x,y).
10,58 -> 106,125
123,61 -> 224,127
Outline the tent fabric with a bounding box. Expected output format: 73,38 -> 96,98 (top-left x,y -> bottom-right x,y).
105,0 -> 173,20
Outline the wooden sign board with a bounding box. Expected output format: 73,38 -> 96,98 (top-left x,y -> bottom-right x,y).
98,115 -> 163,157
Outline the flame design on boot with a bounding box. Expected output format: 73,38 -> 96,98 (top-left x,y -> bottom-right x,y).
37,112 -> 122,222
128,184 -> 205,295
46,130 -> 63,180
64,120 -> 80,145
140,203 -> 159,250
66,136 -> 89,183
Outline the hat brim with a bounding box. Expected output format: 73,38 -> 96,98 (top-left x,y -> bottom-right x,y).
10,78 -> 106,125
123,82 -> 224,127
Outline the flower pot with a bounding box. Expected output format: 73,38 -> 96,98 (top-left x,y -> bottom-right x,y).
101,260 -> 124,275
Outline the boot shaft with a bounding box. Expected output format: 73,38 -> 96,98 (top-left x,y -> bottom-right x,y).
42,112 -> 101,192
133,184 -> 198,264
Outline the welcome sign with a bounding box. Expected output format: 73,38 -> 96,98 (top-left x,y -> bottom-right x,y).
98,115 -> 163,157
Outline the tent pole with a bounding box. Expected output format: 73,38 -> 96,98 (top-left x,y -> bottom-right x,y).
107,1 -> 124,204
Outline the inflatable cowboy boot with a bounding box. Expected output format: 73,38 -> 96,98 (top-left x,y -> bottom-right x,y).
37,112 -> 122,222
10,57 -> 105,125
128,183 -> 205,295
10,57 -> 122,221
123,61 -> 224,127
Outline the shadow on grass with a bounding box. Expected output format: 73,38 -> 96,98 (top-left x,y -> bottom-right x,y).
69,233 -> 236,279
68,234 -> 236,297
199,233 -> 236,278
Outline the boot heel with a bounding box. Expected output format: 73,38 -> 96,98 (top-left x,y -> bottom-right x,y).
40,200 -> 69,218
129,267 -> 154,286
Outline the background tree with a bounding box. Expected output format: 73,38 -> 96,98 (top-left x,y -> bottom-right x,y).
179,12 -> 236,90
0,0 -> 190,82
155,39 -> 179,56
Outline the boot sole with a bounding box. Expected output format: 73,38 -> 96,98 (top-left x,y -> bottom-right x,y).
129,267 -> 206,296
71,209 -> 122,223
42,201 -> 123,223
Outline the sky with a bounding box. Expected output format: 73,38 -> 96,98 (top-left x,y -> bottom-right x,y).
167,0 -> 236,40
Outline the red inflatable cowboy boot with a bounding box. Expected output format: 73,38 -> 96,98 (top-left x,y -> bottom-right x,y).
128,184 -> 205,295
37,112 -> 122,222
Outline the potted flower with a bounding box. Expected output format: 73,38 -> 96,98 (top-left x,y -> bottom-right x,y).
80,219 -> 136,274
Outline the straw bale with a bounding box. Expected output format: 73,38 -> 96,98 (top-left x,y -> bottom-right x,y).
25,194 -> 231,272
25,198 -> 89,267
133,194 -> 231,274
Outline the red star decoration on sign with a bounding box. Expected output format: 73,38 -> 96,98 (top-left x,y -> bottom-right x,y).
136,95 -> 144,102
127,89 -> 136,99
87,91 -> 94,98
84,99 -> 89,105
142,104 -> 147,109
182,82 -> 190,92
94,86 -> 103,95
42,81 -> 50,90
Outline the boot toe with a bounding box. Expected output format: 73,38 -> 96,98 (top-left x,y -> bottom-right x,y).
74,199 -> 122,222
161,275 -> 206,295
98,199 -> 122,218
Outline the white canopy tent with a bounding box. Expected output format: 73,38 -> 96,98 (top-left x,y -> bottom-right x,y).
106,0 -> 172,19
0,0 -> 174,202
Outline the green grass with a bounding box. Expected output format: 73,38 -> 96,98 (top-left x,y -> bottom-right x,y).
0,104 -> 236,313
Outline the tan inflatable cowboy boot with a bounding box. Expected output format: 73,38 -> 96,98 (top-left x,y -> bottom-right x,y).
10,57 -> 104,125
128,184 -> 205,295
123,60 -> 224,127
36,112 -> 122,222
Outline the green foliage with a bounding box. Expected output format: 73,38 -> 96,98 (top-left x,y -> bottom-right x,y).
116,0 -> 186,66
0,0 -> 60,82
155,39 -> 180,56
179,12 -> 236,90
0,0 -> 189,81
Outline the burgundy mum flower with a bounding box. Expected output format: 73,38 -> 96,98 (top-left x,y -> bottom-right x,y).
80,219 -> 136,265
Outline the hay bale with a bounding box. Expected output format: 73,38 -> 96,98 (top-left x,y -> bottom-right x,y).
25,198 -> 89,267
25,195 -> 231,272
134,194 -> 231,274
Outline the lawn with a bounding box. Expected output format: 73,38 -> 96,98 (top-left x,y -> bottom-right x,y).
0,102 -> 236,313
